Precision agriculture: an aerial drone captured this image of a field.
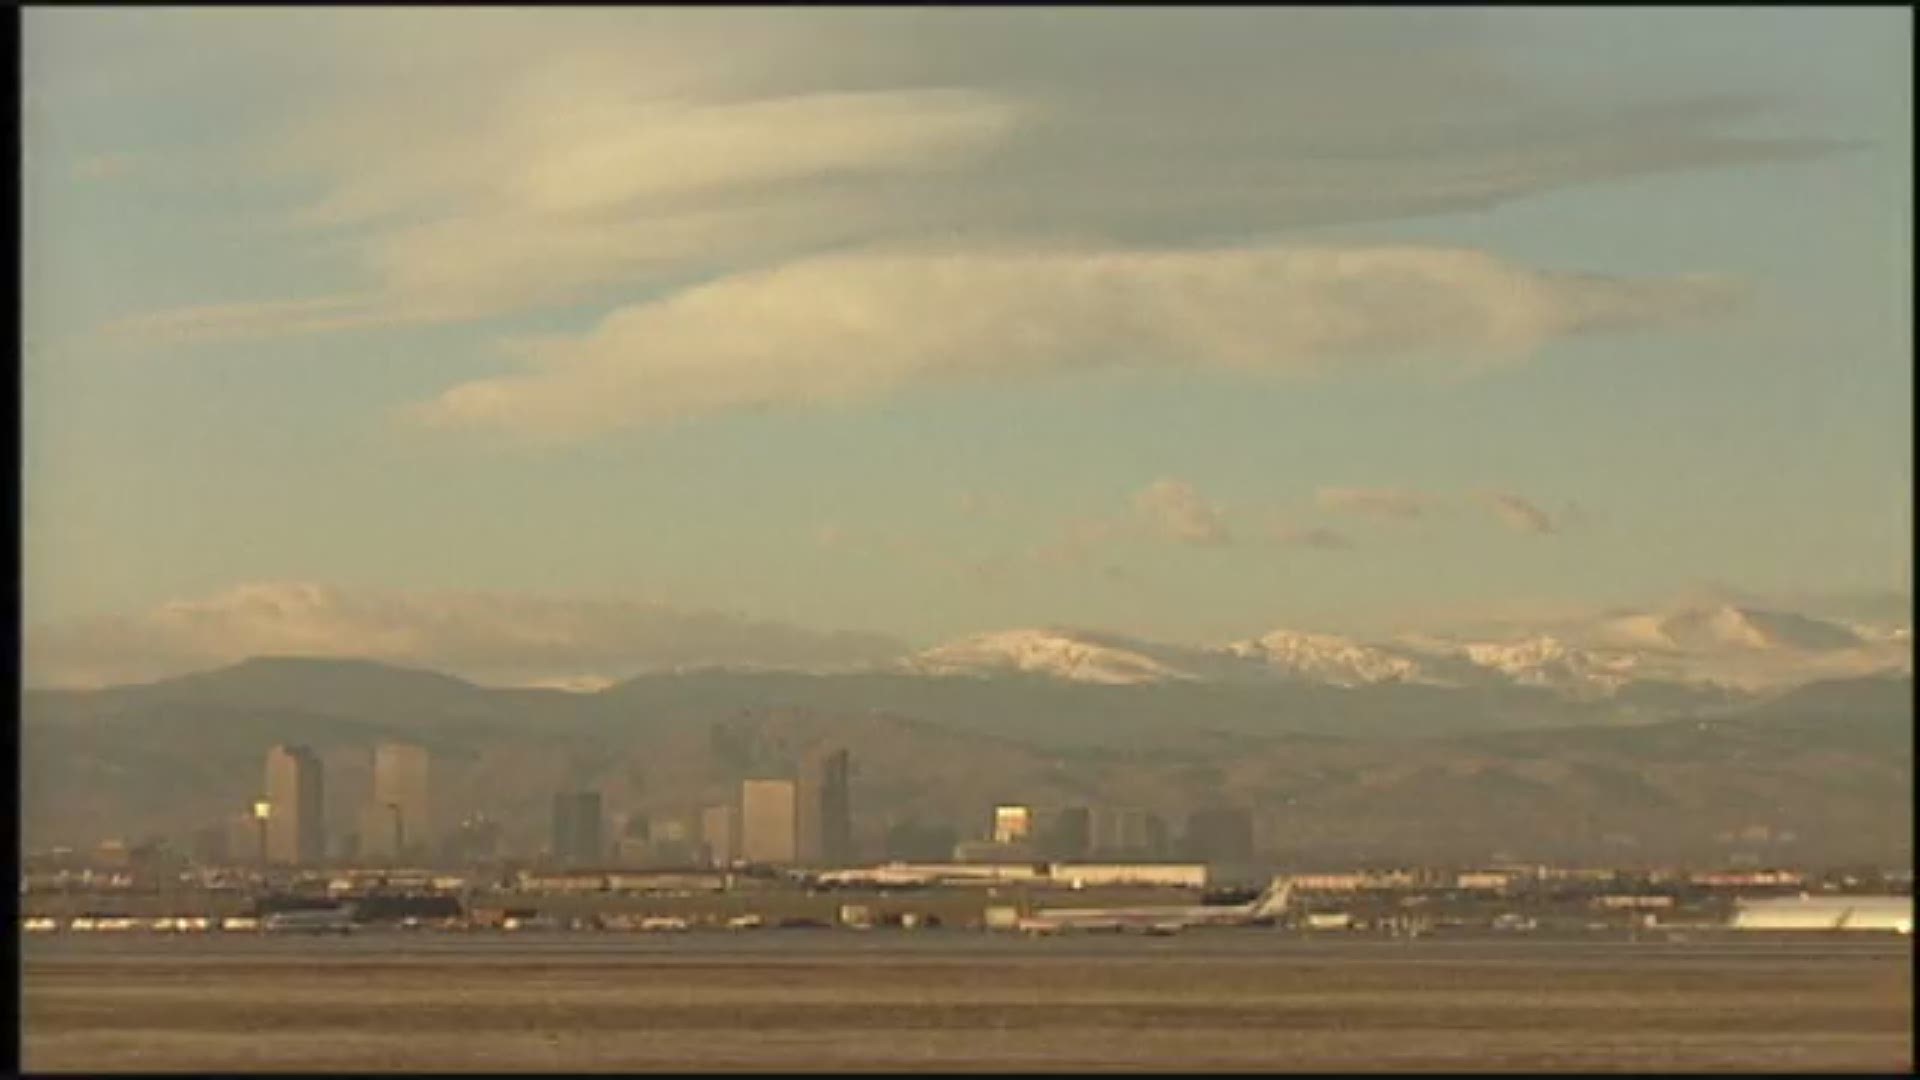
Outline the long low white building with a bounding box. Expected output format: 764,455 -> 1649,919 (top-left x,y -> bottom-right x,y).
1731,895 -> 1912,933
817,862 -> 1207,889
1049,863 -> 1207,889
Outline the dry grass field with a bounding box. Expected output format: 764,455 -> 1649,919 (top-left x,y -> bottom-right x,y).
22,933 -> 1913,1072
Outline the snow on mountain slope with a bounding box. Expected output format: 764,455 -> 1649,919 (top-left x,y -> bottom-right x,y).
1450,636 -> 1644,695
1592,605 -> 1863,653
904,628 -> 1201,685
904,604 -> 1908,697
1844,622 -> 1911,647
1219,630 -> 1427,687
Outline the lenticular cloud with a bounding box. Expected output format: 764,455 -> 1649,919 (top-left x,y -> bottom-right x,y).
417,245 -> 1740,438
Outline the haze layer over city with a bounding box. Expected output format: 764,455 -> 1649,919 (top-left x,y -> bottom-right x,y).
20,6 -> 1913,1074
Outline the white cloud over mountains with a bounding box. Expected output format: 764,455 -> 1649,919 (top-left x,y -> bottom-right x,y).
414,245 -> 1736,437
27,580 -> 1906,694
1133,479 -> 1231,546
75,8 -> 1816,436
24,582 -> 907,690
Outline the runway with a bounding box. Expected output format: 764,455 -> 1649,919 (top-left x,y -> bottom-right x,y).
22,931 -> 1912,1071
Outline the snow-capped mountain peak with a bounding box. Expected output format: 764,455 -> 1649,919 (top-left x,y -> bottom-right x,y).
1218,629 -> 1425,687
1448,635 -> 1641,694
902,601 -> 1907,698
904,628 -> 1196,685
1595,604 -> 1864,654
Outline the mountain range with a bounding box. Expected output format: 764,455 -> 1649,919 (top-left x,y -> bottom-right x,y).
21,602 -> 1912,867
897,603 -> 1910,699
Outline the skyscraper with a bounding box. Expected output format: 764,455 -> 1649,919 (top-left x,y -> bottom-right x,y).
1184,807 -> 1255,863
551,791 -> 604,866
1037,805 -> 1092,860
263,744 -> 325,865
371,742 -> 432,859
1090,806 -> 1163,858
701,803 -> 739,867
739,778 -> 797,865
796,747 -> 853,866
992,804 -> 1033,845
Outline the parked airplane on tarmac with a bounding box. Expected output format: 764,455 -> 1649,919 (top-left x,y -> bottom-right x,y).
261,905 -> 357,935
1017,877 -> 1295,934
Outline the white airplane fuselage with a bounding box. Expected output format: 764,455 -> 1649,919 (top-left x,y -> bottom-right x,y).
1019,879 -> 1293,933
262,908 -> 356,934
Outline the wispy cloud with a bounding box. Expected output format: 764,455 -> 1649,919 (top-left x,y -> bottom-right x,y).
1133,479 -> 1231,546
1316,486 -> 1442,522
85,9 -> 1813,355
411,245 -> 1738,438
23,582 -> 908,689
1269,523 -> 1357,551
1475,490 -> 1557,534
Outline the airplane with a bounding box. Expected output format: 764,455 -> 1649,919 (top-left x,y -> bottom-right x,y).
261,905 -> 357,935
501,913 -> 563,932
1016,877 -> 1294,934
813,867 -> 938,889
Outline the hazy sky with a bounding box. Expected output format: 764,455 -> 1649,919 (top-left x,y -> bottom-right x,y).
22,8 -> 1912,685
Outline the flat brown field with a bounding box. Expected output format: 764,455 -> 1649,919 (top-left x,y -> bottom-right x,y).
21,933 -> 1914,1072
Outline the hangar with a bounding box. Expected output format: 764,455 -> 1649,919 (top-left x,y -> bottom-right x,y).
1730,895 -> 1912,933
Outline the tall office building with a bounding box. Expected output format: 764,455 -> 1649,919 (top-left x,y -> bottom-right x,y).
702,803 -> 739,867
1184,807 -> 1255,863
992,804 -> 1034,845
371,742 -> 432,859
263,744 -> 326,865
1090,806 -> 1164,858
551,791 -> 604,866
1037,805 -> 1092,860
739,779 -> 797,865
796,747 -> 853,865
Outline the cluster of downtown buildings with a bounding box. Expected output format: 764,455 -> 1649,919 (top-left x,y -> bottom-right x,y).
218,743 -> 866,870
203,742 -> 1257,873
247,742 -> 431,865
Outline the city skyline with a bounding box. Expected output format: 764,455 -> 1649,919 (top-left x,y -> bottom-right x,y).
189,739 -> 1270,870
19,10 -> 1910,1074
21,8 -> 1911,692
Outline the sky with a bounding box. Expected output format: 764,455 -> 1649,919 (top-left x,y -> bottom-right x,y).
21,8 -> 1913,687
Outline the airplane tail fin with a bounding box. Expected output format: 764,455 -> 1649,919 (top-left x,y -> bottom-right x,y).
1249,876 -> 1293,919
